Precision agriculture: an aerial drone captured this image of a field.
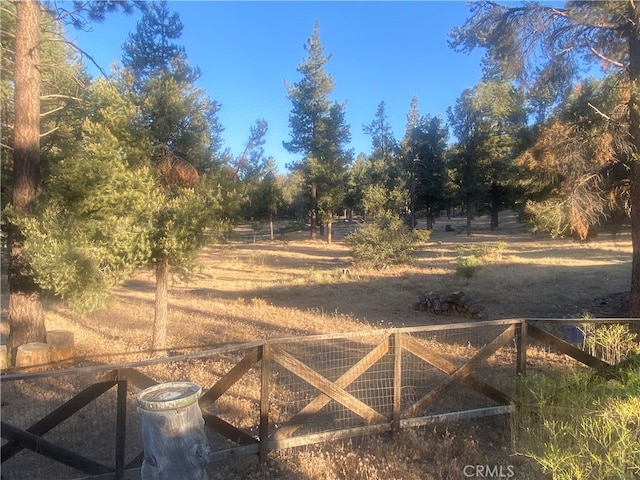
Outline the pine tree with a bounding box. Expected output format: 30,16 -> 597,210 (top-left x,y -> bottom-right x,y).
447,81 -> 526,234
121,1 -> 232,349
15,79 -> 159,311
2,0 -> 138,360
284,21 -> 351,243
450,0 -> 640,318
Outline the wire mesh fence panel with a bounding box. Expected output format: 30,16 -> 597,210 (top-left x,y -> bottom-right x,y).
269,332 -> 394,440
400,322 -> 518,419
4,318 -> 629,478
1,371 -> 127,480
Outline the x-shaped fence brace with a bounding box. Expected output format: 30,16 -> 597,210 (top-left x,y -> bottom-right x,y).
1,320 -> 616,478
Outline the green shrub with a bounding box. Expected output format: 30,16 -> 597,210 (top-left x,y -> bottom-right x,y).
345,214 -> 415,268
455,255 -> 482,278
577,323 -> 640,365
412,229 -> 432,244
513,346 -> 640,479
280,221 -> 305,233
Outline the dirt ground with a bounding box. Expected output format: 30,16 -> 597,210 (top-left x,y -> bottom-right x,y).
0,210 -> 636,480
1,209 -> 634,356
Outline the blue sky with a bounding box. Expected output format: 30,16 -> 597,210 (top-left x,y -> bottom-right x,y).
68,1 -> 486,172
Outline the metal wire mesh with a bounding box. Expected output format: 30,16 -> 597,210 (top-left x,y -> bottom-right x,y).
2,319 -> 629,479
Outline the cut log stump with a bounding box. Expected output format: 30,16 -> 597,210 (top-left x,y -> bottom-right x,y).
0,344 -> 7,370
137,382 -> 210,480
46,329 -> 74,363
15,342 -> 50,372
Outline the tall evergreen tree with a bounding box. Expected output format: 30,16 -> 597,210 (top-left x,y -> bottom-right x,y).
411,115 -> 449,230
2,0 -> 137,360
234,120 -> 282,239
14,78 -> 159,311
363,101 -> 397,161
284,21 -> 352,243
450,0 -> 640,318
517,76 -> 631,240
121,1 -> 231,349
399,97 -> 450,230
448,81 -> 526,234
357,101 -> 405,218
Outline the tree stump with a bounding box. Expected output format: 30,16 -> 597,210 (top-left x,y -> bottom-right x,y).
15,342 -> 50,372
46,329 -> 74,363
137,382 -> 210,480
0,344 -> 7,370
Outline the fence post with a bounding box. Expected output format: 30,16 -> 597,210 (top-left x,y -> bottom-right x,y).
115,378 -> 127,480
516,320 -> 527,376
391,331 -> 402,436
137,382 -> 210,480
259,343 -> 270,463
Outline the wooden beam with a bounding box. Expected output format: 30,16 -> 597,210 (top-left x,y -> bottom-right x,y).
402,335 -> 510,405
516,322 -> 527,375
116,368 -> 158,391
400,405 -> 515,429
259,344 -> 270,463
270,345 -> 387,425
272,337 -> 390,440
1,421 -> 114,475
115,381 -> 127,480
199,347 -> 261,409
392,333 -> 402,435
269,422 -> 392,451
527,324 -> 611,369
1,381 -> 117,461
402,325 -> 516,419
201,410 -> 258,446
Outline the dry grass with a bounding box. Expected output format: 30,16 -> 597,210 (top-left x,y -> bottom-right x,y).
1,210 -> 634,479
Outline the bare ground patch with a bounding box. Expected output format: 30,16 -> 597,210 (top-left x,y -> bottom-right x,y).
1,210 -> 635,479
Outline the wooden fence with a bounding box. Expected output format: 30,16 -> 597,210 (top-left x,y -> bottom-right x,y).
0,318 -> 635,480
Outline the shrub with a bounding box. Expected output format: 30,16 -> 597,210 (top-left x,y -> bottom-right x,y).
456,255 -> 482,278
577,322 -> 640,365
279,221 -> 305,234
412,228 -> 432,244
513,343 -> 640,479
345,214 -> 415,268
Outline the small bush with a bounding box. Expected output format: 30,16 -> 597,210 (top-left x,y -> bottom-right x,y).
345,214 -> 415,268
456,255 -> 482,278
577,323 -> 640,365
279,221 -> 305,234
412,228 -> 432,244
513,345 -> 640,480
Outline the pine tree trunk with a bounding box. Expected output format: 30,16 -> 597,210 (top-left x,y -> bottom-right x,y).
627,9 -> 640,321
326,215 -> 332,244
269,214 -> 274,241
8,0 -> 45,363
153,256 -> 169,350
490,182 -> 499,231
310,183 -> 317,240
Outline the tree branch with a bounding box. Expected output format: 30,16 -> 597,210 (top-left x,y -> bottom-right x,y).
587,42 -> 624,68
36,37 -> 107,77
40,126 -> 59,138
0,5 -> 17,19
40,105 -> 65,118
40,94 -> 83,102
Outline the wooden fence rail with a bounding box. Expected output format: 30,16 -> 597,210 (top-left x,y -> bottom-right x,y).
0,318 -> 636,480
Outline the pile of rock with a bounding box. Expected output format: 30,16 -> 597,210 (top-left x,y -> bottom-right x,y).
413,291 -> 485,318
